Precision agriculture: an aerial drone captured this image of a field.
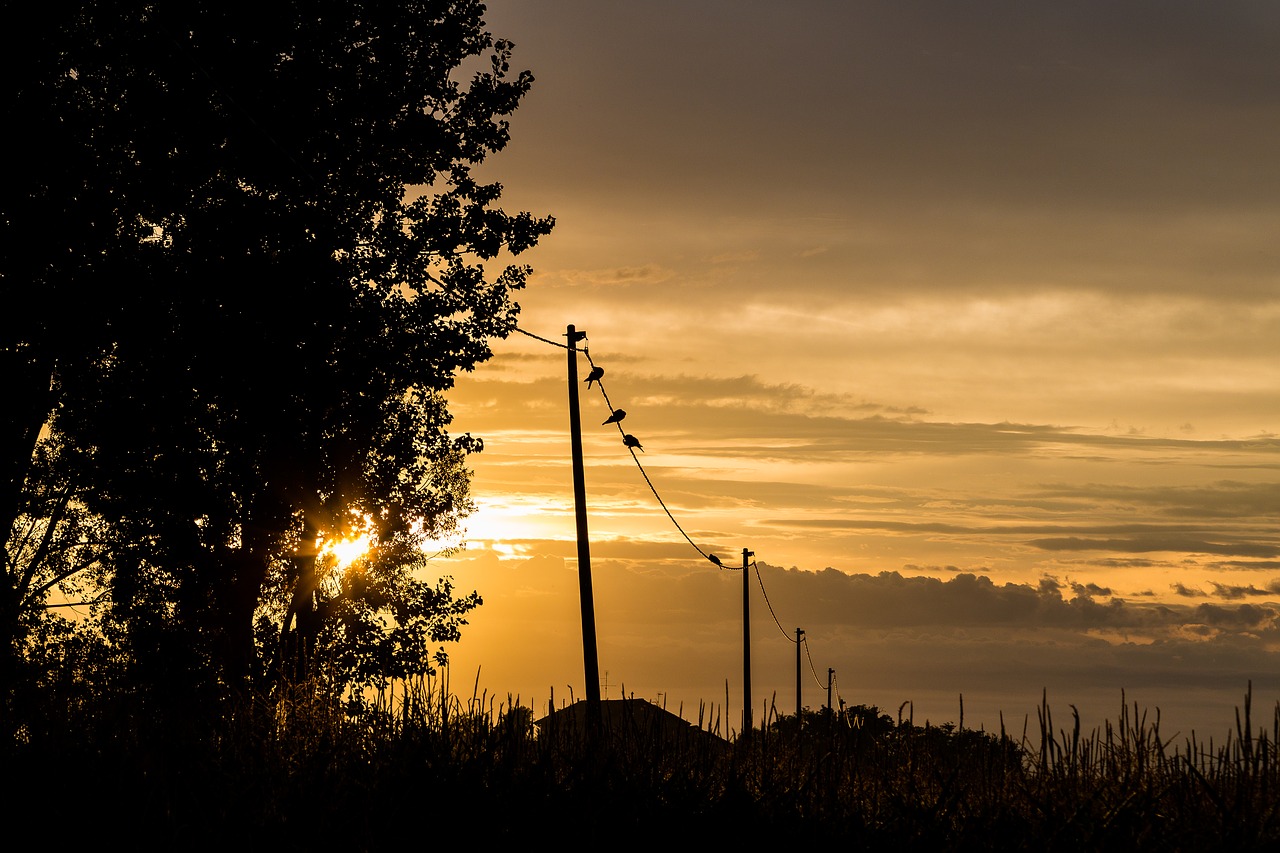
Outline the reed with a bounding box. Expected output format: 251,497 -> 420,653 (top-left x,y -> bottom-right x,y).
9,675 -> 1280,850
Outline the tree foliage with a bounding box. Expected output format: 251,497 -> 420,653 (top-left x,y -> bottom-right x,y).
1,433 -> 110,726
2,1 -> 552,714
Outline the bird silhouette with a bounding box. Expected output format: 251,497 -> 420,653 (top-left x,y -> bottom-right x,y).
602,409 -> 626,425
584,365 -> 604,388
623,434 -> 644,452
708,554 -> 723,568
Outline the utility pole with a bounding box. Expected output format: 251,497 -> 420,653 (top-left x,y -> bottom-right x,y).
566,325 -> 601,731
742,547 -> 754,740
795,628 -> 805,723
827,668 -> 834,714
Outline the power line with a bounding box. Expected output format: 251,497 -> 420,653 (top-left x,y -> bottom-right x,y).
802,636 -> 826,690
511,328 -> 734,570
581,349 -> 738,572
623,446 -> 734,568
753,561 -> 796,642
503,324 -> 857,696
512,325 -> 570,349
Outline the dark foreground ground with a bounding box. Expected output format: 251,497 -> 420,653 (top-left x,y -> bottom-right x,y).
9,694 -> 1280,851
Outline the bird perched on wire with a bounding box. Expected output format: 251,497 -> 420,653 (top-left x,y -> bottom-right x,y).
708,554 -> 723,568
585,365 -> 604,388
602,409 -> 626,425
623,434 -> 644,452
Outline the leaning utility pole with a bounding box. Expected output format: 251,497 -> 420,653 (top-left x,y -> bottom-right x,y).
742,547 -> 754,739
795,627 -> 805,722
566,325 -> 601,727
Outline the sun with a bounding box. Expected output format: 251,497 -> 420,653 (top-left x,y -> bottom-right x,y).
322,533 -> 372,570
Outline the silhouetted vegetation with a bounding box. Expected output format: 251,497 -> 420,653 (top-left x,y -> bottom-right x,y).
10,666 -> 1280,850
4,1 -> 550,738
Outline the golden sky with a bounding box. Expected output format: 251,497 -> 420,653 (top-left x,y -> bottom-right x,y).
429,0 -> 1279,738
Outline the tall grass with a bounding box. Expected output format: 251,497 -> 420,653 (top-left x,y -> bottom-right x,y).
8,675 -> 1280,850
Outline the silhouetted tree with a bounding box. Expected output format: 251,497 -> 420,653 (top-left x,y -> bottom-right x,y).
3,1 -> 552,711
1,433 -> 112,734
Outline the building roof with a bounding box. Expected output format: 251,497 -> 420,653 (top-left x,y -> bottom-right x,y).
536,698 -> 730,754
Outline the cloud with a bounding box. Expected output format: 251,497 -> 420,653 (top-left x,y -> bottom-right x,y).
448,364 -> 1278,587
1071,580 -> 1112,598
442,547 -> 1280,739
1191,602 -> 1274,629
732,565 -> 1277,635
1207,561 -> 1280,571
468,368 -> 1280,466
1030,537 -> 1280,559
1030,481 -> 1280,521
491,0 -> 1280,303
555,265 -> 676,287
1209,580 -> 1280,600
451,548 -> 1280,642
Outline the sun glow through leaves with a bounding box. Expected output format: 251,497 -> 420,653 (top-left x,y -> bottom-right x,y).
320,533 -> 372,570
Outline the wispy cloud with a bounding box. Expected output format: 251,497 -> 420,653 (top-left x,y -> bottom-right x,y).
1030,537 -> 1280,559
555,265 -> 676,287
1209,580 -> 1280,600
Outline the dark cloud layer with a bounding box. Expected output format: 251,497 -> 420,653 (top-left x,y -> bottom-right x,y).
485,0 -> 1280,300
742,565 -> 1279,633
444,549 -> 1280,738
454,372 -> 1280,460
1030,537 -> 1279,559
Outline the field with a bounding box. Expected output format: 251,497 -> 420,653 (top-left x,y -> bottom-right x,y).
9,677 -> 1280,850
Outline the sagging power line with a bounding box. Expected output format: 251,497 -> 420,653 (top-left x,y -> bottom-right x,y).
514,323 -> 849,729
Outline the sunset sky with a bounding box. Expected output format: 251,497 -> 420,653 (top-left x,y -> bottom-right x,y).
430,0 -> 1279,738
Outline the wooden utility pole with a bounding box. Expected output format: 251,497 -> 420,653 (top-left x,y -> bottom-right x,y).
795,627 -> 805,723
566,325 -> 601,726
742,547 -> 754,739
827,668 -> 834,713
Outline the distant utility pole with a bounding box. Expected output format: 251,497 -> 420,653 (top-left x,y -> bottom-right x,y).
566,325 -> 601,729
742,547 -> 754,739
795,628 -> 805,722
827,668 -> 834,713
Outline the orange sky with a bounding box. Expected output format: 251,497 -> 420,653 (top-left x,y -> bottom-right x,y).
426,0 -> 1279,738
